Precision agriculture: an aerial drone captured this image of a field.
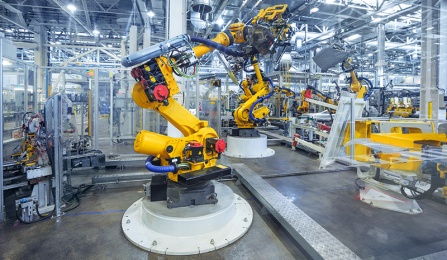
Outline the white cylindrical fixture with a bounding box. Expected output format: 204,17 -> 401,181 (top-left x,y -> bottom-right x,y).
224,134 -> 275,158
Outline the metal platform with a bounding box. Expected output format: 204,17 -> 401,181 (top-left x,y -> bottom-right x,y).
233,163 -> 360,260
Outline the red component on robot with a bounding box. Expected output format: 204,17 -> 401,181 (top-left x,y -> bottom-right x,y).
317,123 -> 331,132
189,141 -> 203,148
304,89 -> 312,99
153,84 -> 169,101
214,139 -> 226,153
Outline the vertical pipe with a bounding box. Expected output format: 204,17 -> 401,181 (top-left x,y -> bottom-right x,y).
33,66 -> 38,113
377,23 -> 385,89
93,68 -> 99,149
142,25 -> 151,131
196,74 -> 200,117
110,78 -> 114,145
0,38 -> 4,222
24,64 -> 28,112
217,80 -> 222,136
350,97 -> 355,163
165,0 -> 170,39
88,79 -> 92,137
81,96 -> 85,149
54,95 -> 62,217
439,0 -> 447,116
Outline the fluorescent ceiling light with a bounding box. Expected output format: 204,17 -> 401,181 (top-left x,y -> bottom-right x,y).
3,60 -> 12,66
93,29 -> 100,35
67,4 -> 77,12
345,34 -> 361,41
5,28 -> 13,33
216,18 -> 224,26
147,10 -> 155,17
310,7 -> 319,14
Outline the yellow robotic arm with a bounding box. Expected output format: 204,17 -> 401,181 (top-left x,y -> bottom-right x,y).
341,58 -> 373,100
121,4 -> 293,207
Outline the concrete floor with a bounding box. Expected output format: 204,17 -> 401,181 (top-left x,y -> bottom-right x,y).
2,141 -> 447,259
0,144 -> 304,259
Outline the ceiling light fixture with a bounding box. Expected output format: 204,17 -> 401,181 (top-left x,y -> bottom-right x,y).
2,60 -> 12,66
5,28 -> 13,33
310,7 -> 319,14
67,3 -> 77,12
216,18 -> 224,26
147,10 -> 155,17
93,29 -> 100,36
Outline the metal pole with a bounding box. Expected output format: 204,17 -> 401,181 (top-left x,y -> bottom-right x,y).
196,74 -> 200,116
350,97 -> 355,164
54,94 -> 62,217
377,23 -> 385,89
24,64 -> 29,113
217,80 -> 222,136
33,66 -> 38,113
109,78 -> 114,145
93,68 -> 99,149
0,38 -> 5,222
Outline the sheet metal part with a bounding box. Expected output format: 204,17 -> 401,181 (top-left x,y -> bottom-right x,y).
233,163 -> 360,260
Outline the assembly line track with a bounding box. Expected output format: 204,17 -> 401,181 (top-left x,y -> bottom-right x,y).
233,163 -> 360,260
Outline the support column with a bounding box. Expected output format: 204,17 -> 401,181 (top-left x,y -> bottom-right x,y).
420,0 -> 441,120
439,0 -> 447,114
142,25 -> 151,130
167,0 -> 187,137
121,25 -> 138,138
1,37 -> 4,222
376,23 -> 386,89
34,26 -> 47,104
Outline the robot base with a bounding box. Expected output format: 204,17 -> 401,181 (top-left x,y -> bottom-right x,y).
224,134 -> 275,158
122,181 -> 253,255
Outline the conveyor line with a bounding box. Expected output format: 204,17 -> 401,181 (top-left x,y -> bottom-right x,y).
233,163 -> 360,260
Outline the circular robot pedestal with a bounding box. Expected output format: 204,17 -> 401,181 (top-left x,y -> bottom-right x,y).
122,182 -> 253,255
224,134 -> 275,158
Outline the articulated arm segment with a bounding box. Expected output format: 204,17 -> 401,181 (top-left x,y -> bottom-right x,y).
123,35 -> 227,183
342,58 -> 371,100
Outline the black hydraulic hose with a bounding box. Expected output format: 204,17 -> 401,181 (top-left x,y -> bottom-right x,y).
189,36 -> 246,57
249,77 -> 274,123
358,77 -> 374,101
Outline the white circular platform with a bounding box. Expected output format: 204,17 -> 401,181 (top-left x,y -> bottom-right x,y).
224,134 -> 275,158
122,182 -> 253,255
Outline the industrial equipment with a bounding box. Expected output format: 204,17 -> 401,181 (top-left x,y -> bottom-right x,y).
344,120 -> 447,214
121,4 -> 294,207
120,4 -> 295,255
11,112 -> 54,223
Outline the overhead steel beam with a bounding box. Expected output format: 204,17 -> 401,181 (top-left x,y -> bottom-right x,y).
0,14 -> 36,34
60,48 -> 96,67
223,0 -> 252,31
81,0 -> 92,29
0,0 -> 26,26
241,0 -> 262,23
136,0 -> 150,26
49,0 -> 95,36
100,49 -> 121,61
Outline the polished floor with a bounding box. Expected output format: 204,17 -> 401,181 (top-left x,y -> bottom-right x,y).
2,142 -> 447,259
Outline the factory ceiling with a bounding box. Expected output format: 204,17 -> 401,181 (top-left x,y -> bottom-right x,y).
0,0 -> 429,75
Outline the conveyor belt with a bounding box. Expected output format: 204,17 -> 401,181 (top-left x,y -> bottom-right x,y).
233,163 -> 360,260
